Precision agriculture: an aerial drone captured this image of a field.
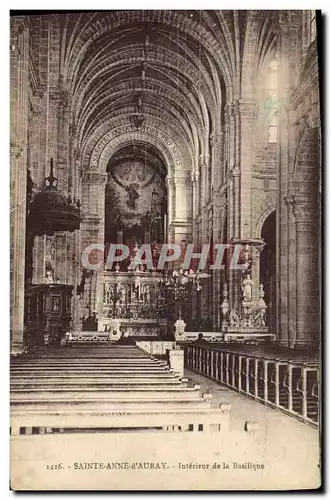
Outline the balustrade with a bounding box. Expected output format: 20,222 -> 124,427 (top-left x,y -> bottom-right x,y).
184,344 -> 319,426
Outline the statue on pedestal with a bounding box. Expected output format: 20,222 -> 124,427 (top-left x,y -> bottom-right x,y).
229,309 -> 240,328
130,242 -> 143,272
242,274 -> 254,302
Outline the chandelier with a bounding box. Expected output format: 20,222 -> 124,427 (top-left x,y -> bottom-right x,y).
158,268 -> 210,319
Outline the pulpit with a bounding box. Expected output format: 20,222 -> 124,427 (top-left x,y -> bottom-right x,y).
24,284 -> 73,348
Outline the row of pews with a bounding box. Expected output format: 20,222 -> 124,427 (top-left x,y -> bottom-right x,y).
10,343 -> 231,435
184,344 -> 319,426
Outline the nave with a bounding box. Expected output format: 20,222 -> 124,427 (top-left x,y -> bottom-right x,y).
10,342 -> 230,435
10,341 -> 319,491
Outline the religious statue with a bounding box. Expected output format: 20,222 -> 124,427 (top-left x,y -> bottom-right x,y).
229,308 -> 240,327
125,183 -> 139,210
254,307 -> 266,327
45,270 -> 54,284
242,274 -> 254,302
130,242 -> 144,272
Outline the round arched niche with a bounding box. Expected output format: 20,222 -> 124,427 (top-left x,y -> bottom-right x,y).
83,125 -> 193,242
104,142 -> 168,249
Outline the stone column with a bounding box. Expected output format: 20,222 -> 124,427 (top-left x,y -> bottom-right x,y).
166,176 -> 175,226
212,193 -> 222,330
251,243 -> 265,303
226,103 -> 236,173
210,132 -> 224,190
10,18 -> 29,354
277,11 -> 301,346
79,171 -> 107,322
199,154 -> 210,208
172,174 -> 193,243
284,195 -> 297,347
238,99 -> 258,238
228,167 -> 241,310
292,196 -> 319,347
191,171 -> 199,221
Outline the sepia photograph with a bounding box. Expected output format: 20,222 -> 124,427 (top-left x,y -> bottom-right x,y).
9,8 -> 322,491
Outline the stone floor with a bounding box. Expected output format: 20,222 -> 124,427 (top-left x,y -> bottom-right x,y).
11,369 -> 320,491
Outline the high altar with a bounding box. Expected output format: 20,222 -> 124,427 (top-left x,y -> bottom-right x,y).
96,269 -> 168,339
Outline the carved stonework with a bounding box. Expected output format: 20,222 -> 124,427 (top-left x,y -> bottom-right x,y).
225,102 -> 237,118
285,194 -> 314,223
292,197 -> 315,223
209,133 -> 224,151
251,244 -> 265,261
191,171 -> 200,184
174,175 -> 192,187
84,171 -> 108,185
198,154 -> 210,168
239,100 -> 258,120
90,124 -> 184,168
259,192 -> 276,219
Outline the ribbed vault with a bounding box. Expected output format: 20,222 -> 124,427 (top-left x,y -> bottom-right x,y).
56,10 -> 279,176
59,11 -> 233,171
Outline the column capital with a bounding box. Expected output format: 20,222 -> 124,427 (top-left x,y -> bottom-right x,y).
238,99 -> 258,120
284,194 -> 315,223
225,101 -> 238,117
174,174 -> 192,187
190,171 -> 200,183
198,153 -> 210,168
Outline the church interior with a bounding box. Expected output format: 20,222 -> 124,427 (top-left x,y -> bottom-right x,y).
10,10 -> 321,490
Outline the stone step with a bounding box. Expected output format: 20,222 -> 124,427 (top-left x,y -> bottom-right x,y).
11,373 -> 179,381
10,406 -> 230,434
11,353 -> 159,359
11,368 -> 170,375
11,359 -> 166,366
20,352 -> 151,359
13,351 -> 150,356
11,379 -> 181,390
11,361 -> 167,368
10,387 -> 198,398
11,398 -> 211,410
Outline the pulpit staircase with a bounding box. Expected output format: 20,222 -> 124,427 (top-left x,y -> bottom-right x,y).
10,343 -> 230,435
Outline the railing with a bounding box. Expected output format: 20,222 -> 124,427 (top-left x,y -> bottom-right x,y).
184,344 -> 319,427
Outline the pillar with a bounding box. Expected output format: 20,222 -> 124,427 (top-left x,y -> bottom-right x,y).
79,171 -> 107,321
10,18 -> 29,354
250,244 -> 265,303
172,174 -> 193,244
210,132 -> 224,190
292,196 -> 319,347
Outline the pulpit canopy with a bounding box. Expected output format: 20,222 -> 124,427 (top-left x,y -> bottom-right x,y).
27,159 -> 82,236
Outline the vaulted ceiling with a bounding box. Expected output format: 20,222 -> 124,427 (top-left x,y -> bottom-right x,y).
55,11 -> 279,162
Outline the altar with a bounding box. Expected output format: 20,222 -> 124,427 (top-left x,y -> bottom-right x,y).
96,270 -> 168,339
